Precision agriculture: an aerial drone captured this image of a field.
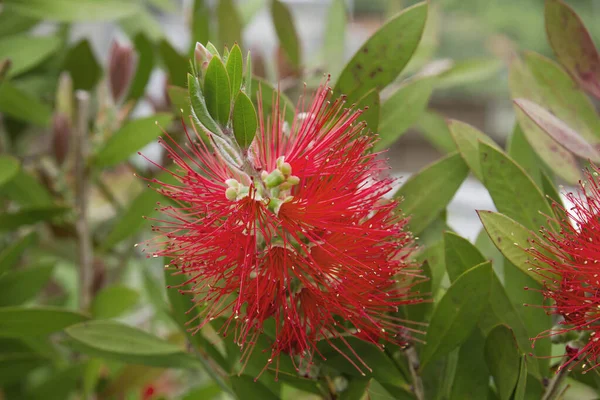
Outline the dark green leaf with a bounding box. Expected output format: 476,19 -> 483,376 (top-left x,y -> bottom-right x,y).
91,285 -> 139,319
448,120 -> 500,181
271,0 -> 300,67
444,232 -> 486,282
0,81 -> 51,126
339,378 -> 371,400
394,152 -> 469,234
0,10 -> 38,38
0,264 -> 54,306
159,39 -> 187,87
484,325 -> 520,400
334,2 -> 427,103
0,232 -> 37,276
513,356 -> 528,400
64,40 -> 102,91
420,262 -> 492,370
479,142 -> 553,231
406,261 -> 432,322
0,206 -> 69,231
204,56 -> 231,125
188,73 -> 223,136
231,375 -> 279,400
94,113 -> 173,167
232,91 -> 257,148
324,0 -> 347,78
416,111 -> 456,153
218,0 -> 243,49
0,169 -> 54,206
0,34 -> 61,77
27,362 -> 86,400
376,77 -> 434,151
449,329 -> 490,400
65,320 -> 198,368
0,306 -> 89,337
126,34 -> 154,100
4,0 -> 140,21
226,44 -> 244,96
182,383 -> 223,400
0,155 -> 19,187
545,0 -> 600,99
355,89 -> 380,134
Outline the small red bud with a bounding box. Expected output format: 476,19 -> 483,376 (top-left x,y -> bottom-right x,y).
108,41 -> 136,104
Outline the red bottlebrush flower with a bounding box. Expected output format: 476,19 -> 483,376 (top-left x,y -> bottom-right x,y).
529,166 -> 600,372
144,83 -> 424,377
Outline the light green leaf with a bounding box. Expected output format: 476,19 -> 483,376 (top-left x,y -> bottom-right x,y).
204,56 -> 231,125
0,35 -> 61,77
159,39 -> 187,88
545,0 -> 600,99
188,73 -> 223,136
513,356 -> 528,400
64,40 -> 102,91
394,152 -> 469,234
436,58 -> 502,89
0,232 -> 37,276
479,142 -> 553,231
507,123 -> 545,188
448,120 -> 500,181
0,206 -> 69,231
226,44 -> 244,96
271,0 -> 300,67
218,0 -> 243,49
0,169 -> 54,206
232,91 -> 258,149
334,2 -> 427,103
0,306 -> 89,337
484,325 -> 521,400
355,88 -> 380,134
119,10 -> 164,42
126,34 -> 154,100
420,262 -> 492,370
0,81 -> 51,126
91,285 -> 139,319
376,77 -> 434,151
416,111 -> 456,153
444,232 -> 486,283
0,264 -> 54,306
324,0 -> 347,78
0,10 -> 38,38
94,113 -> 173,167
4,0 -> 140,21
0,155 -> 20,188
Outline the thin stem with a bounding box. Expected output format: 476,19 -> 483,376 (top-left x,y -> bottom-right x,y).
542,359 -> 570,400
404,345 -> 425,400
74,91 -> 93,311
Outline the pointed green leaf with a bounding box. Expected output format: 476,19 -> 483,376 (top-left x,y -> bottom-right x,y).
479,142 -> 553,231
94,113 -> 173,167
376,77 -> 434,151
449,330 -> 490,400
226,44 -> 244,96
0,232 -> 37,276
444,232 -> 486,282
0,264 -> 54,306
204,56 -> 231,125
126,33 -> 154,100
187,73 -> 222,136
448,120 -> 500,181
244,51 -> 252,94
217,0 -> 243,49
545,0 -> 600,99
394,152 -> 469,234
159,39 -> 187,87
0,155 -> 19,188
271,0 -> 300,67
4,0 -> 140,21
334,2 -> 427,103
420,262 -> 492,370
0,206 -> 69,231
513,356 -> 528,400
324,0 -> 347,78
507,123 -> 545,188
64,40 -> 102,91
484,325 -> 520,400
0,81 -> 51,126
355,88 -> 380,134
0,307 -> 88,337
0,34 -> 61,77
91,285 -> 139,319
232,91 -> 257,148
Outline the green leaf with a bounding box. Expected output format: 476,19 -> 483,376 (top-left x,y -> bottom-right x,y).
436,58 -> 502,89
182,383 -> 223,400
509,52 -> 600,184
0,264 -> 54,306
545,0 -> 600,99
126,34 -> 154,100
91,285 -> 139,319
420,262 -> 492,370
484,325 -> 520,400
63,40 -> 102,91
355,88 -> 380,134
448,120 -> 501,181
251,77 -> 295,124
393,152 -> 469,234
0,10 -> 38,38
191,1 -> 210,46
479,142 -> 553,231
188,73 -> 223,136
406,261 -> 432,322
0,155 -> 19,188
514,98 -> 600,162
204,56 -> 231,125
159,39 -> 187,88
449,329 -> 490,400
271,0 -> 300,67
0,232 -> 36,276
119,10 -> 164,42
376,77 -> 434,151
507,124 -> 545,188
4,0 -> 140,21
324,0 -> 347,78
477,211 -> 550,286
27,362 -> 87,400
94,113 -> 173,167
339,378 -> 371,400
218,0 -> 243,49
0,169 -> 54,206
416,111 -> 456,153
0,206 -> 69,231
65,320 -> 198,368
232,91 -> 258,148
444,232 -> 486,283
226,44 -> 244,96
244,51 -> 252,94
0,81 -> 51,126
0,306 -> 89,337
0,34 -> 61,77
231,375 -> 279,400
334,2 -> 427,103
513,356 -> 528,400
